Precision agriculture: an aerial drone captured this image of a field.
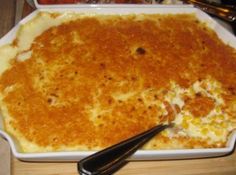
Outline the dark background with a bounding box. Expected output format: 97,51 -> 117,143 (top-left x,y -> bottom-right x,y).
221,0 -> 236,34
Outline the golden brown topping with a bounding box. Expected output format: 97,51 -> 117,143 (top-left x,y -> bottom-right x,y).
185,95 -> 215,117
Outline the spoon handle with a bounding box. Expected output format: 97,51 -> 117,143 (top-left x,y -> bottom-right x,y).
182,0 -> 236,22
78,124 -> 171,175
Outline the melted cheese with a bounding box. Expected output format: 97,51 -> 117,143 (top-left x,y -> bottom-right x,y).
0,45 -> 18,74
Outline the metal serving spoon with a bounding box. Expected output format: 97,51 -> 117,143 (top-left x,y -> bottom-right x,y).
77,123 -> 172,175
181,0 -> 236,22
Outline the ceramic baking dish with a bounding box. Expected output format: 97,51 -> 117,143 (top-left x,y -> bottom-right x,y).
0,5 -> 236,162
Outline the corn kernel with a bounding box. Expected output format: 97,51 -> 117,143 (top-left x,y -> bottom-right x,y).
193,118 -> 201,125
215,106 -> 221,113
182,120 -> 189,129
214,129 -> 222,136
201,127 -> 208,135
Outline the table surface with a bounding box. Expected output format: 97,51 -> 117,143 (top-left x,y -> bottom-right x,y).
0,1 -> 236,175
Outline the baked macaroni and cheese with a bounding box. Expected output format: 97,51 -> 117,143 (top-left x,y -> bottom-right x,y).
0,12 -> 236,152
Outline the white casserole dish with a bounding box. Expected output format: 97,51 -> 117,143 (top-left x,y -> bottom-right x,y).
0,5 -> 236,162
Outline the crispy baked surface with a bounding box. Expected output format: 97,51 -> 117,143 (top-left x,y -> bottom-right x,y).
0,12 -> 236,152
